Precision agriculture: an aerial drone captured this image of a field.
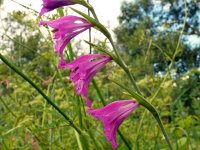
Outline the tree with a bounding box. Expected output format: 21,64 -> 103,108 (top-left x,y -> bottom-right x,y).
115,0 -> 200,74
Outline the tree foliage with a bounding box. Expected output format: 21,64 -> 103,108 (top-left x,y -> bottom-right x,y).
115,0 -> 200,73
114,0 -> 200,130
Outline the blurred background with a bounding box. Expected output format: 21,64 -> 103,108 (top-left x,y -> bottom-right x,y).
0,0 -> 200,149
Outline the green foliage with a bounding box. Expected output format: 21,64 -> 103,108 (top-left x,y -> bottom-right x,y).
115,0 -> 200,74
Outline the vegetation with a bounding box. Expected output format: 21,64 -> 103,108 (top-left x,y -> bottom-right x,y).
0,0 -> 199,149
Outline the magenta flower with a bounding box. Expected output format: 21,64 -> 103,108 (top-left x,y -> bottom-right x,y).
87,100 -> 140,148
40,16 -> 94,64
39,0 -> 74,16
59,54 -> 112,107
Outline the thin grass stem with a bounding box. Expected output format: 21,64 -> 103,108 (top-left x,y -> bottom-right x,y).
0,53 -> 82,135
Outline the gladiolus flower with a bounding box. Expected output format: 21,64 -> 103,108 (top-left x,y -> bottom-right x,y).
40,16 -> 94,64
87,100 -> 140,148
39,0 -> 74,16
59,54 -> 112,107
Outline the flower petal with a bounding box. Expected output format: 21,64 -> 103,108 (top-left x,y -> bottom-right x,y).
40,16 -> 94,58
39,0 -> 74,16
60,54 -> 112,107
88,100 -> 139,148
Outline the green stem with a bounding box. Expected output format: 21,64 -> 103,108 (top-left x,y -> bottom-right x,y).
80,0 -> 99,21
82,3 -> 172,149
87,0 -> 92,54
112,79 -> 173,150
106,16 -> 173,150
135,0 -> 188,144
124,67 -> 142,95
85,6 -> 131,148
89,7 -> 99,21
83,0 -> 143,96
0,53 -> 82,135
92,80 -> 106,106
109,38 -> 142,95
154,117 -> 173,150
117,131 -> 132,150
0,97 -> 17,118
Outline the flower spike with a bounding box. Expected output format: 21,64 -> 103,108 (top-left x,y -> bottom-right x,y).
59,54 -> 112,107
88,100 -> 139,148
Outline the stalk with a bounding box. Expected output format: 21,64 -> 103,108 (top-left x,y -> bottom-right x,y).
0,53 -> 82,135
85,3 -> 173,149
111,79 -> 173,150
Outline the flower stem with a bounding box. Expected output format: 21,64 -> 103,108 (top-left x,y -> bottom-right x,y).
84,4 -> 172,149
154,115 -> 173,150
109,37 -> 142,95
92,80 -> 106,106
112,79 -> 173,150
0,97 -> 17,118
0,53 -> 82,135
89,7 -> 99,21
85,5 -> 132,148
135,0 -> 188,146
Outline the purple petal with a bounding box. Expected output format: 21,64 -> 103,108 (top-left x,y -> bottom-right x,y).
40,16 -> 94,58
88,100 -> 139,148
60,54 -> 112,107
39,0 -> 74,16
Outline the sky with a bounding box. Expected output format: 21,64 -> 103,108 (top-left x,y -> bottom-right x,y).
1,0 -> 126,29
